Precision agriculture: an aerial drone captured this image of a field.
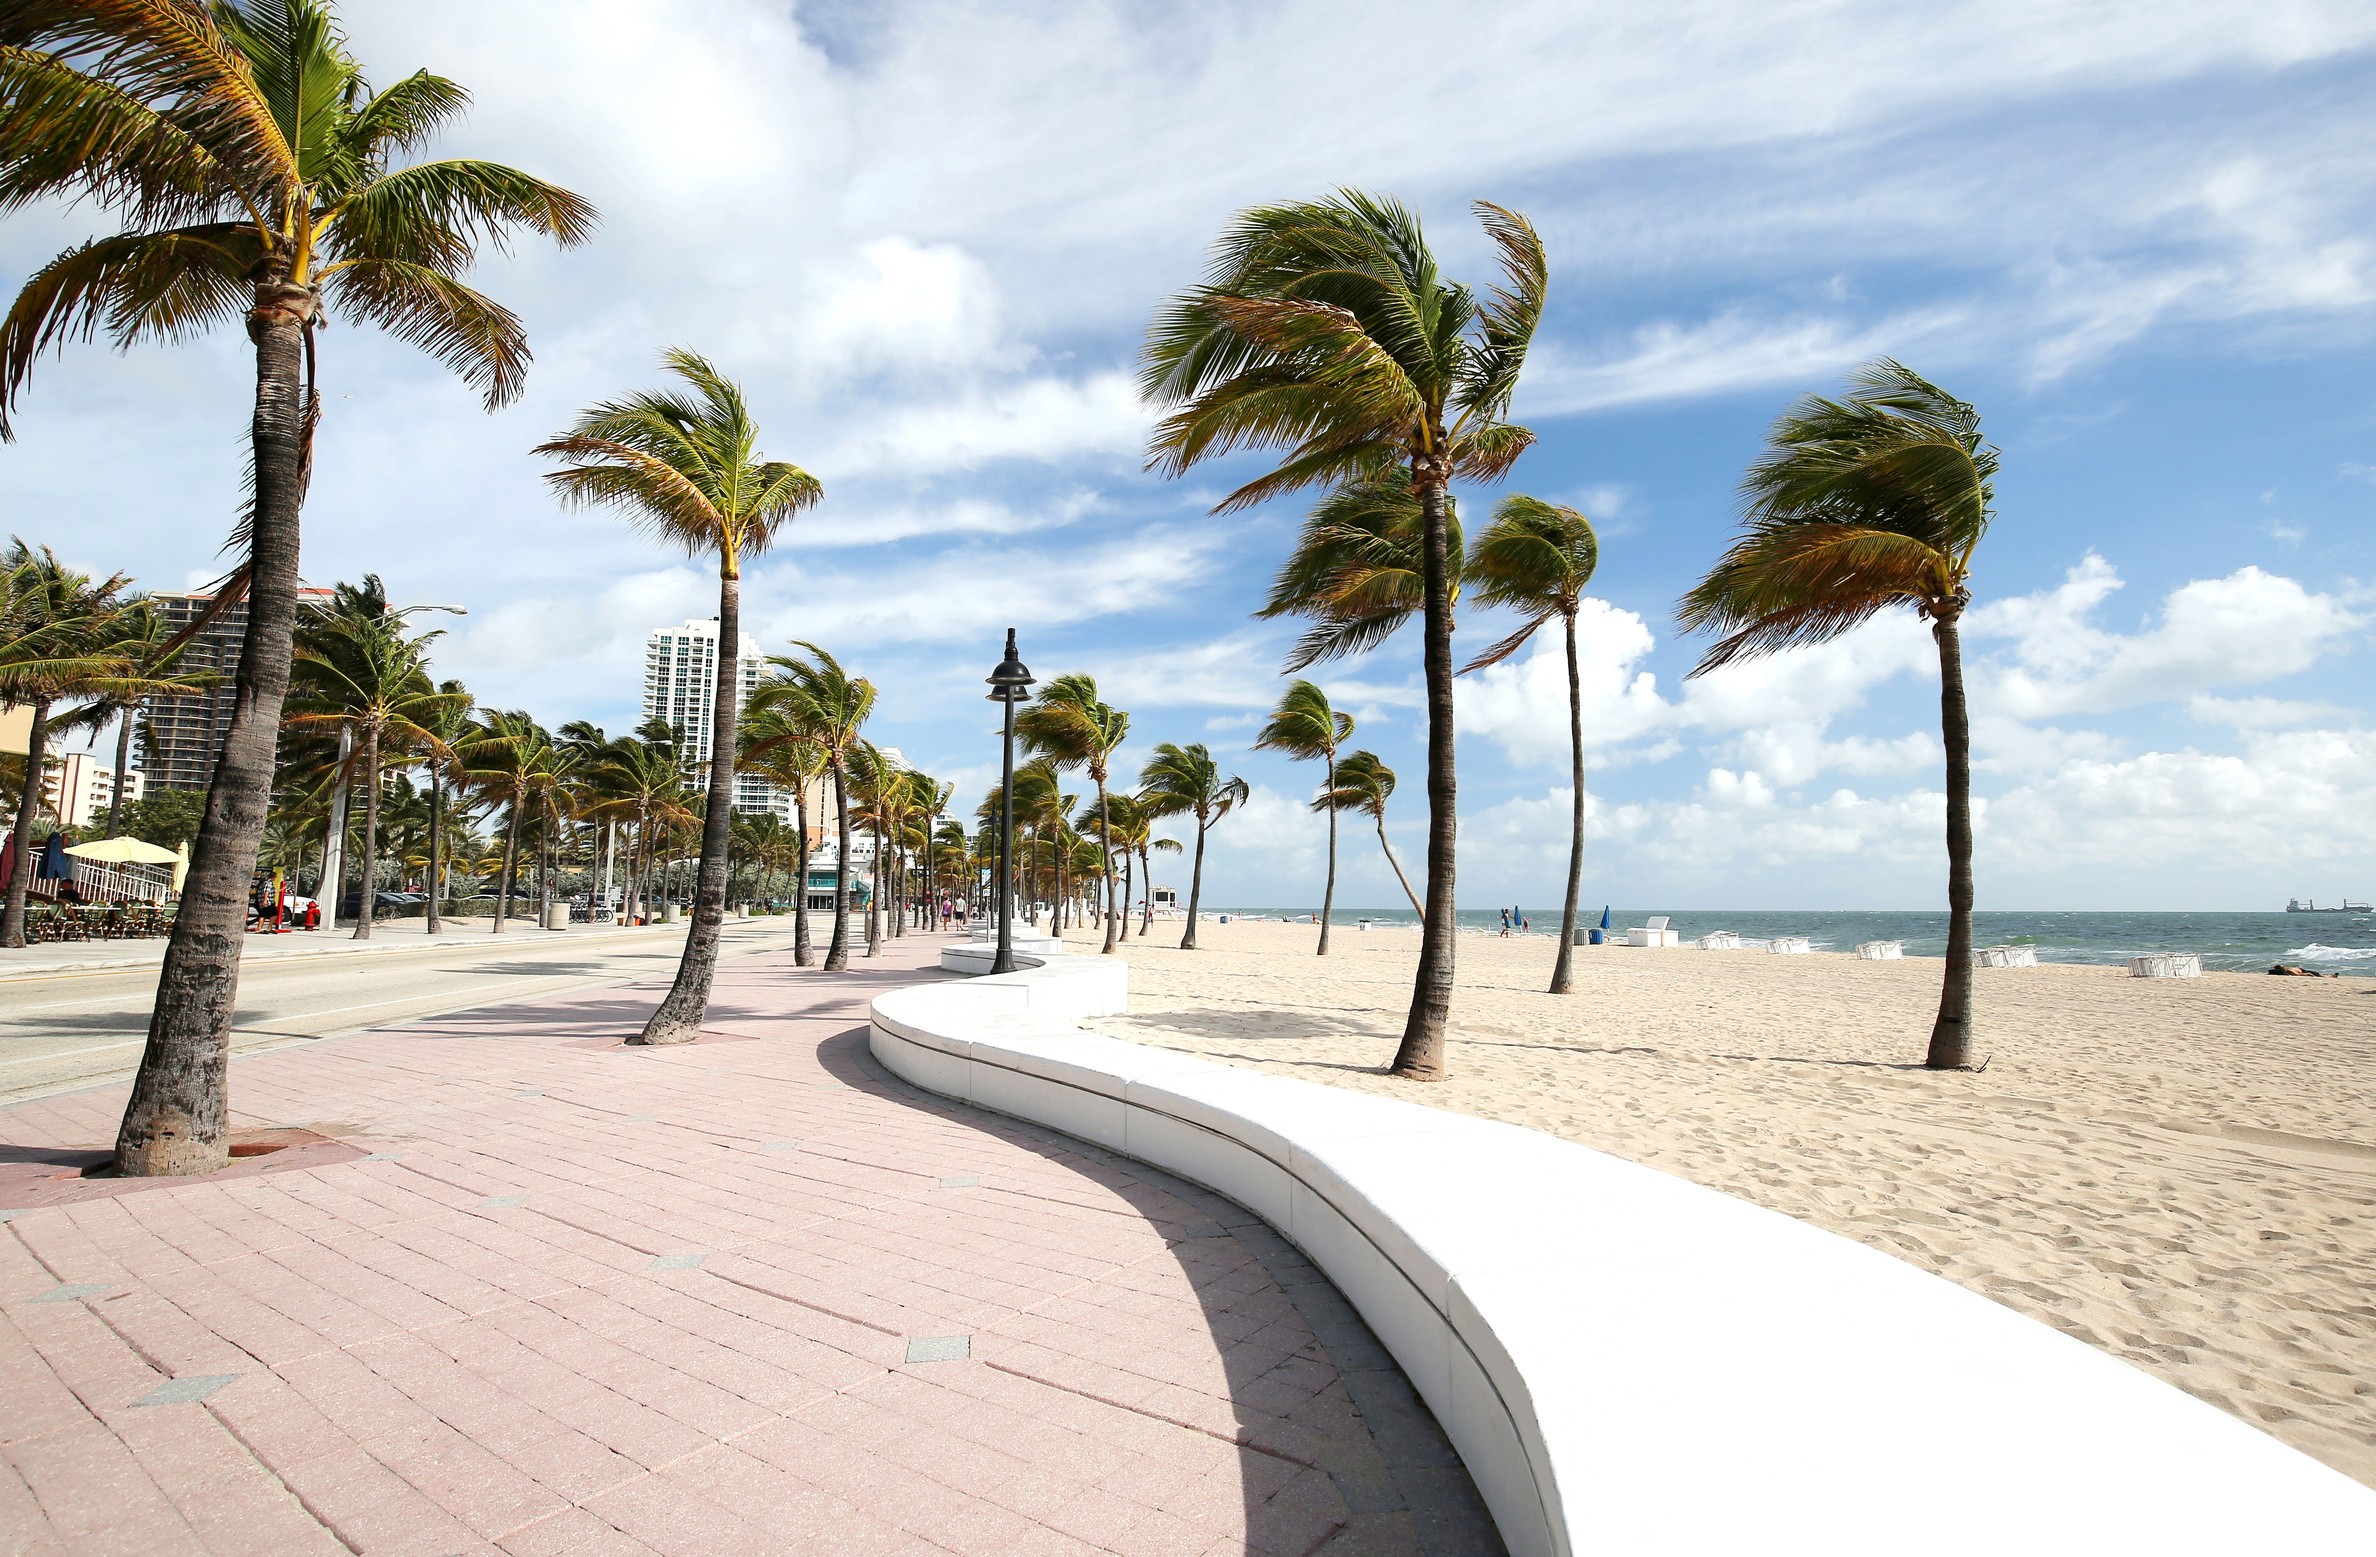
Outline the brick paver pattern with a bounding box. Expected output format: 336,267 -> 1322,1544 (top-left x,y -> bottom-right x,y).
1,935 -> 1500,1556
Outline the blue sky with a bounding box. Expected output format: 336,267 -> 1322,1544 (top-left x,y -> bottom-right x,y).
7,0 -> 2375,911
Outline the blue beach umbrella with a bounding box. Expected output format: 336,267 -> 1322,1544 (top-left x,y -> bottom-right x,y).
1599,905 -> 1611,930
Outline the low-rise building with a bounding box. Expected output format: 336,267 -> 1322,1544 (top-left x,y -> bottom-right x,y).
44,751 -> 143,829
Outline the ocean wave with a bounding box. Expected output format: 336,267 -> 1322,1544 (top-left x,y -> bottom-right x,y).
2285,944 -> 2376,961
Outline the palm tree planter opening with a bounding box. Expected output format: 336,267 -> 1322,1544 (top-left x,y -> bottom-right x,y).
1679,359 -> 1994,1071
539,350 -> 820,1043
1465,496 -> 1599,993
2,0 -> 594,1175
1143,190 -> 1546,1080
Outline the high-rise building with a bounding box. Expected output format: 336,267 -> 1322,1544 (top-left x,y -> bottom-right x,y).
641,618 -> 786,818
142,586 -> 335,792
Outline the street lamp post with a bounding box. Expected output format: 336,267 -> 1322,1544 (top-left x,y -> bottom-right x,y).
985,628 -> 1035,974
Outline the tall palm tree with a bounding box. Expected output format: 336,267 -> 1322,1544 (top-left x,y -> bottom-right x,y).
411,687 -> 473,931
539,350 -> 820,1043
1679,359 -> 1996,1070
739,701 -> 826,965
1254,680 -> 1352,955
282,606 -> 462,939
586,733 -> 693,928
1137,742 -> 1248,952
1465,495 -> 1600,993
1316,749 -> 1421,914
754,643 -> 873,970
1,0 -> 595,1176
1015,673 -> 1130,954
1143,191 -> 1544,1079
83,598 -> 207,839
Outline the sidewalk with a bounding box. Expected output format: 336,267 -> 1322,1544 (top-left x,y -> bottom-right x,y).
0,935 -> 1497,1555
0,914 -> 768,978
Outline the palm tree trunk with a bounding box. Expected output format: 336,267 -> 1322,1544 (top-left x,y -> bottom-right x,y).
639,571 -> 740,1044
493,800 -> 521,933
792,783 -> 814,966
1927,611 -> 1977,1069
1119,845 -> 1133,942
1317,753 -> 1337,957
106,706 -> 135,839
1551,609 -> 1585,994
1181,815 -> 1208,951
1140,844 -> 1155,935
1391,470 -> 1458,1081
426,761 -> 444,936
352,725 -> 380,940
115,280 -> 316,1177
1378,815 -> 1423,913
825,761 -> 852,970
1,696 -> 53,948
1097,780 -> 1118,954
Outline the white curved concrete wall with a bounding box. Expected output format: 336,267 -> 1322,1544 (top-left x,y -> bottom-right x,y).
871,960 -> 2375,1557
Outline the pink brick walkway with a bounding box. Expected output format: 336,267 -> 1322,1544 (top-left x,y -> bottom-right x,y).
1,936 -> 1498,1556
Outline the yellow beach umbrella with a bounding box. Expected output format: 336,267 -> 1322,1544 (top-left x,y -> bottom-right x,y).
65,836 -> 181,866
173,841 -> 189,892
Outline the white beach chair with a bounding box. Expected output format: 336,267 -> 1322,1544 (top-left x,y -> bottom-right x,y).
1624,915 -> 1682,948
1698,931 -> 1745,950
2128,953 -> 2200,979
1855,941 -> 1903,960
1975,945 -> 2038,968
1768,936 -> 1813,955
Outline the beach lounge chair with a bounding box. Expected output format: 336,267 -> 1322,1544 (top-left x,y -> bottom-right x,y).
1855,941 -> 1903,960
1698,931 -> 1745,950
1767,936 -> 1812,955
1624,915 -> 1682,948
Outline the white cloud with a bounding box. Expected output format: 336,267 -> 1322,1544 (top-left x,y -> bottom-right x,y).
806,237 -> 1007,375
2187,694 -> 2352,730
820,372 -> 1148,476
1518,306 -> 1969,416
792,491 -> 1098,549
1972,556 -> 2365,718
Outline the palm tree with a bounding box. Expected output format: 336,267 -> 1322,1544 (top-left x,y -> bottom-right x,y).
0,542 -> 164,947
460,710 -> 552,934
1,1 -> 595,1176
586,733 -> 693,928
1679,359 -> 1995,1070
1465,495 -> 1600,993
283,606 -> 462,939
539,350 -> 820,1043
754,643 -> 873,970
1143,191 -> 1545,1080
1258,471 -> 1462,671
1015,674 -> 1130,954
739,701 -> 826,965
1137,742 -> 1248,951
1254,680 -> 1353,955
1316,750 -> 1421,914
84,599 -> 208,839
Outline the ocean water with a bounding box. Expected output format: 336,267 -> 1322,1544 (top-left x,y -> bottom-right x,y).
1212,907 -> 2376,976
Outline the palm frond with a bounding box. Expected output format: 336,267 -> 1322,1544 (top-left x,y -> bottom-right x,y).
1450,200 -> 1545,433
325,156 -> 595,268
323,256 -> 527,407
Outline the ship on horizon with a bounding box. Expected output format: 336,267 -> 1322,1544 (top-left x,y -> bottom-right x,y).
2285,897 -> 2371,913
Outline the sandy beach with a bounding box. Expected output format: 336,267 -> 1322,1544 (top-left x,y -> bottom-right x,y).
1074,917 -> 2376,1486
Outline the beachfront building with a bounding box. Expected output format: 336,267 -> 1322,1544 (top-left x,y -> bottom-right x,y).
144,586 -> 336,791
43,751 -> 143,829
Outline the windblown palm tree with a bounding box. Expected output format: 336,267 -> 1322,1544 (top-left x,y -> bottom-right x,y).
1258,471 -> 1461,671
539,350 -> 820,1043
1,0 -> 595,1174
1679,359 -> 1995,1070
739,701 -> 826,965
460,710 -> 554,934
754,643 -> 873,970
1465,494 -> 1599,993
585,733 -> 693,928
413,680 -> 474,931
1254,680 -> 1353,955
1136,742 -> 1247,952
1016,673 -> 1130,954
1143,190 -> 1544,1079
1314,750 -> 1420,914
283,603 -> 463,939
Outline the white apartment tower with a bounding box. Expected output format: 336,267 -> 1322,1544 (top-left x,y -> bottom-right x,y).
641,618 -> 785,818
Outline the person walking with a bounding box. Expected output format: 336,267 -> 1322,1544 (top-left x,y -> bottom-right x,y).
1499,907 -> 1511,937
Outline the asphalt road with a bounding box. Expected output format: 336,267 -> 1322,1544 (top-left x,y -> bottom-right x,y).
0,918 -> 818,1106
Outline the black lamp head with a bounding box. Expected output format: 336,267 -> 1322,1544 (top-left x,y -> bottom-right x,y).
986,627 -> 1035,704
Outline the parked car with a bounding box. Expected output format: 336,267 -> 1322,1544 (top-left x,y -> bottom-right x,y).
339,889 -> 416,918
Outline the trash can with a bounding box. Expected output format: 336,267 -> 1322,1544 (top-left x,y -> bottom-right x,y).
1588,928 -> 1605,945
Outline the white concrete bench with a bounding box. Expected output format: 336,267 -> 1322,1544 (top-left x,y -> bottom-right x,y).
870,961 -> 2374,1557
